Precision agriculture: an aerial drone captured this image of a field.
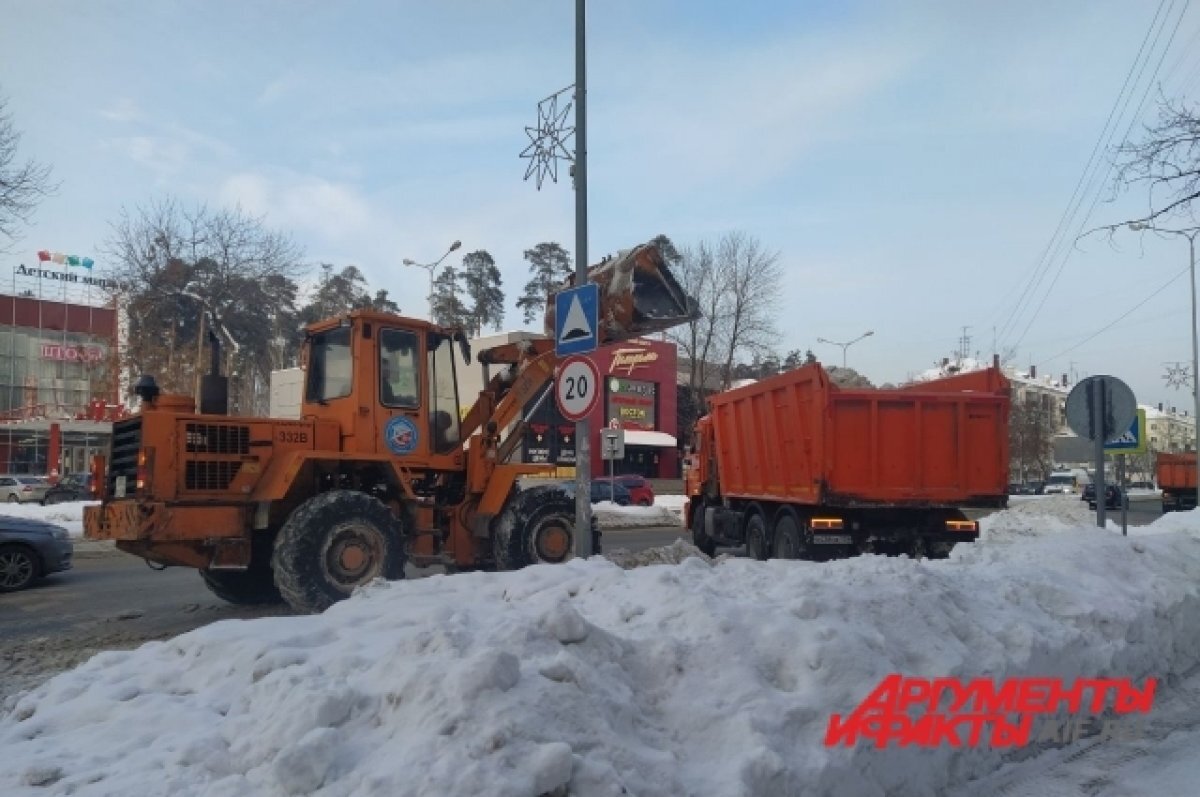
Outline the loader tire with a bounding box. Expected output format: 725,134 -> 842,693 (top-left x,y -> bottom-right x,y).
691,503 -> 717,557
272,490 -> 405,614
493,485 -> 585,570
200,566 -> 283,606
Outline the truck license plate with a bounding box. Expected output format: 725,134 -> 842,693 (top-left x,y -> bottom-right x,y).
813,533 -> 851,545
115,476 -> 126,498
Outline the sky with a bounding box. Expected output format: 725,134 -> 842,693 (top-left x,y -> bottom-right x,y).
3,0 -> 1200,408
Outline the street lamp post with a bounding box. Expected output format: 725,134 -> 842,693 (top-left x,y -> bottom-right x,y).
816,330 -> 874,369
1129,222 -> 1200,510
402,240 -> 462,321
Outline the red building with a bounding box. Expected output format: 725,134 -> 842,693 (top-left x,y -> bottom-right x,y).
524,338 -> 679,478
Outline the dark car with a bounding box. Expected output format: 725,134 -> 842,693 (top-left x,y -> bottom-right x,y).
1087,485 -> 1128,511
0,516 -> 73,592
594,474 -> 655,506
558,480 -> 633,506
43,473 -> 93,505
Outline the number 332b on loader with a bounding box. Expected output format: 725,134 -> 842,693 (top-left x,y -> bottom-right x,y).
83,242 -> 697,613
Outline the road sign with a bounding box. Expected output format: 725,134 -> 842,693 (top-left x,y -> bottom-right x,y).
554,283 -> 599,356
1066,376 -> 1137,442
1104,408 -> 1147,455
600,427 -> 625,460
555,355 -> 600,421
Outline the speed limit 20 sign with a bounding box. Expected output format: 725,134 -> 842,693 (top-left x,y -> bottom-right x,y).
555,355 -> 600,422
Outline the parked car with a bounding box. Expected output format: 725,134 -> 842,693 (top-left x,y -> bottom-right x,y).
0,475 -> 50,504
594,474 -> 655,505
43,473 -> 93,505
1086,485 -> 1128,511
558,480 -> 633,506
0,516 -> 73,592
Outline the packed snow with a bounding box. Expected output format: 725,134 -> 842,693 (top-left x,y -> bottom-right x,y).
591,501 -> 679,529
3,505 -> 1200,797
0,500 -> 94,537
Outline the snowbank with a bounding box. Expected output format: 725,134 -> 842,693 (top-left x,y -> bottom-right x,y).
592,501 -> 678,529
4,504 -> 1200,797
0,501 -> 93,537
653,494 -> 687,524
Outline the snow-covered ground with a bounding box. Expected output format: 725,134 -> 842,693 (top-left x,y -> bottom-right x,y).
0,500 -> 96,537
3,504 -> 1199,796
591,501 -> 679,529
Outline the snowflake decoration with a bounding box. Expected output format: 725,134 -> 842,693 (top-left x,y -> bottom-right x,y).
520,86 -> 575,190
1164,362 -> 1193,390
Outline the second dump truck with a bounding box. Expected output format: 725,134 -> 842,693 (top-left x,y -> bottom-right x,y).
685,364 -> 1010,559
1157,452 -> 1197,512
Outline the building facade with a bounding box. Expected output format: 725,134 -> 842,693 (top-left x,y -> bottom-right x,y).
0,259 -> 123,476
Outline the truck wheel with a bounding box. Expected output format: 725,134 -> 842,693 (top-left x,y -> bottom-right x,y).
200,566 -> 283,605
493,486 -> 578,570
745,512 -> 770,561
691,503 -> 717,557
772,512 -> 805,560
272,490 -> 405,614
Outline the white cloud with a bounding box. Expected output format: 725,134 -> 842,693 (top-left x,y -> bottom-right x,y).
99,98 -> 142,123
218,172 -> 374,243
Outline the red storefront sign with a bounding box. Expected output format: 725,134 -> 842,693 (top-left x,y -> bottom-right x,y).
41,343 -> 106,363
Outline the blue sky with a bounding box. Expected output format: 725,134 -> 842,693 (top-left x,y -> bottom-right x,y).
3,0 -> 1199,407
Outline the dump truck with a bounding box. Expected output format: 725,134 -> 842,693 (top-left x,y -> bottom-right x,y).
84,242 -> 697,613
684,364 -> 1009,559
1157,452 -> 1197,512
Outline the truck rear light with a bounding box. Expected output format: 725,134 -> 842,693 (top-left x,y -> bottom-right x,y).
137,448 -> 155,492
811,517 -> 844,530
946,520 -> 977,533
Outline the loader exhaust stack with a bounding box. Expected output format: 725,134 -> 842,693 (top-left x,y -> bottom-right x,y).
199,328 -> 228,415
546,241 -> 699,344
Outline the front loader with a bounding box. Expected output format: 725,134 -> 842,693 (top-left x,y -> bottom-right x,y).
84,242 -> 697,613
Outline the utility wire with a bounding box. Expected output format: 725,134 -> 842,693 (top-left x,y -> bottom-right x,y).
991,0 -> 1170,346
1039,264 -> 1190,365
1010,0 -> 1190,352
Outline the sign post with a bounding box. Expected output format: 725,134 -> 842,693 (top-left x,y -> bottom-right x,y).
554,312 -> 600,557
600,419 -> 625,503
1066,376 -> 1137,530
1104,408 -> 1145,537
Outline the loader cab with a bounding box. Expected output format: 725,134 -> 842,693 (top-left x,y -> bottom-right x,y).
301,312 -> 465,464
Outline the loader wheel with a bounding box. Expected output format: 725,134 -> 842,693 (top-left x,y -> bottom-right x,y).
745,512 -> 770,561
272,490 -> 405,614
493,486 -> 581,570
772,512 -> 805,560
691,503 -> 717,557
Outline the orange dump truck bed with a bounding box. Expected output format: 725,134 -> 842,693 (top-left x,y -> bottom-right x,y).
1157,453 -> 1197,512
707,364 -> 1010,507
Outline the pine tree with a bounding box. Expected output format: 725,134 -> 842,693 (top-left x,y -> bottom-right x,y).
430,266 -> 469,327
516,242 -> 573,324
459,250 -> 505,336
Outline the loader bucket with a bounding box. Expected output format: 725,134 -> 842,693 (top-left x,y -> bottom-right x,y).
545,242 -> 700,344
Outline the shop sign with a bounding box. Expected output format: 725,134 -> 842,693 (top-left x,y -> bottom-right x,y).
41,343 -> 106,363
609,347 -> 659,375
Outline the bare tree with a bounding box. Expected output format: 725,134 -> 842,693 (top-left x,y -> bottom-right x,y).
1010,397 -> 1056,484
715,231 -> 782,389
105,197 -> 305,413
0,93 -> 55,248
668,239 -> 721,401
1114,96 -> 1200,227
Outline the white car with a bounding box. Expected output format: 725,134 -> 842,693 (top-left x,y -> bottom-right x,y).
0,475 -> 50,504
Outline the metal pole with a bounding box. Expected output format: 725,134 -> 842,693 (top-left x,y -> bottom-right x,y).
1095,382 -> 1107,529
1118,453 -> 1128,536
1191,233 -> 1199,511
573,0 -> 592,558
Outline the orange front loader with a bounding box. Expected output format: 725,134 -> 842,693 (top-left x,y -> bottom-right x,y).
84,242 -> 697,613
684,363 -> 1010,560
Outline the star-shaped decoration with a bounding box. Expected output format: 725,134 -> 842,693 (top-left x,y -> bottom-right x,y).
1164,362 -> 1193,391
520,86 -> 576,189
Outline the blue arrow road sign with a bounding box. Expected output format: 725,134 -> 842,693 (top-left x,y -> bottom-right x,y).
554,283 -> 599,356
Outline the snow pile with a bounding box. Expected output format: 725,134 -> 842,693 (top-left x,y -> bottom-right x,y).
604,538 -> 712,569
591,501 -> 678,529
653,494 -> 687,524
4,512 -> 1200,797
0,500 -> 93,537
979,495 -> 1114,542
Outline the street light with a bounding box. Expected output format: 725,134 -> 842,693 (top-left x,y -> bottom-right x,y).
1129,221 -> 1200,510
816,330 -> 874,369
402,240 -> 462,321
